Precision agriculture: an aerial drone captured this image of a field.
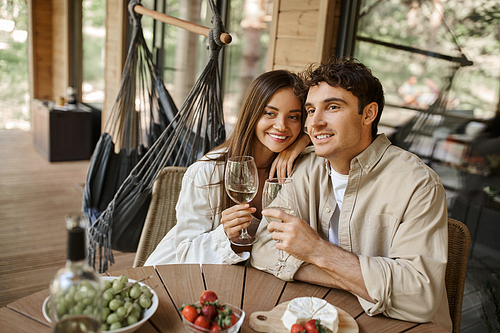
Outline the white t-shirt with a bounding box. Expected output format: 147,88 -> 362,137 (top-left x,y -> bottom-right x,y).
329,167 -> 348,245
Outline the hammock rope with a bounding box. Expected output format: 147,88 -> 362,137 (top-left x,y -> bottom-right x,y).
87,0 -> 228,272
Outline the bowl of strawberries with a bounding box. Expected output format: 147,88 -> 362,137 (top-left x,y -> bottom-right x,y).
180,290 -> 245,333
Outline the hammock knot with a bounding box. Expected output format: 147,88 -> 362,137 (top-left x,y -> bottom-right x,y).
128,0 -> 142,27
207,0 -> 226,56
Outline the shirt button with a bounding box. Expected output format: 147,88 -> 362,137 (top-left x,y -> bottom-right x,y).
325,207 -> 331,213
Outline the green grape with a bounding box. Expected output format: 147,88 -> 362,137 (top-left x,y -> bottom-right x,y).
103,280 -> 112,290
82,297 -> 92,306
127,315 -> 139,326
56,303 -> 67,316
123,301 -> 133,310
103,290 -> 113,302
102,307 -> 111,321
63,293 -> 73,305
120,289 -> 129,298
141,289 -> 153,299
132,303 -> 142,312
112,280 -> 125,292
130,285 -> 142,299
83,305 -> 94,315
130,308 -> 142,319
139,295 -> 152,309
101,323 -> 109,331
93,308 -> 100,320
80,281 -> 93,289
74,291 -> 83,302
109,322 -> 122,330
86,288 -> 97,299
116,306 -> 127,318
73,304 -> 84,315
106,313 -> 120,324
109,299 -> 122,311
118,275 -> 128,285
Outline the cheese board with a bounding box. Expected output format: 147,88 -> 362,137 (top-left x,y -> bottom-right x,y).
249,301 -> 358,333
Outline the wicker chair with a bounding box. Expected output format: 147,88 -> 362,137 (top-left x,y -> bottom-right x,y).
133,166 -> 187,268
446,218 -> 471,333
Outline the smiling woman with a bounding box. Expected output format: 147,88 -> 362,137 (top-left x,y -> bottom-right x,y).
143,69 -> 310,267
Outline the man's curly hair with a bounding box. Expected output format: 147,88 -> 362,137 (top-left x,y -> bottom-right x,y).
301,56 -> 385,140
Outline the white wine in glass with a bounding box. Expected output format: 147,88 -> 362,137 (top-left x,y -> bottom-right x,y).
262,178 -> 298,273
225,156 -> 259,246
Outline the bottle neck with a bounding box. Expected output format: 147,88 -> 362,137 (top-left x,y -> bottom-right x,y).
67,227 -> 86,262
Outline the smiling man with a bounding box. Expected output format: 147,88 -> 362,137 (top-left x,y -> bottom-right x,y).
251,57 -> 452,331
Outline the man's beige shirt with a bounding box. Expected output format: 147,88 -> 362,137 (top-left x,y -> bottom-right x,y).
251,134 -> 452,331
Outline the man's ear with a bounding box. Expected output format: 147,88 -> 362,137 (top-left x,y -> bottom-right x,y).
363,102 -> 378,125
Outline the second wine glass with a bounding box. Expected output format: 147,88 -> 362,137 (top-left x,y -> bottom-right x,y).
262,178 -> 298,273
225,156 -> 259,246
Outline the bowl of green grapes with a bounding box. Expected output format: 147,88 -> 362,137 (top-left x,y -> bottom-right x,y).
43,275 -> 158,333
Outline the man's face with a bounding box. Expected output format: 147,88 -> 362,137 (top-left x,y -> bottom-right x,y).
305,82 -> 371,171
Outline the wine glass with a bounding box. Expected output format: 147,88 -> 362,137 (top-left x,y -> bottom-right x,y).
225,156 -> 259,246
262,178 -> 298,273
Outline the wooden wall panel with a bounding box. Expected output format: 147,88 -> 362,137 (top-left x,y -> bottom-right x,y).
103,0 -> 128,127
274,38 -> 317,68
52,0 -> 70,102
28,0 -> 53,101
279,0 -> 321,11
266,0 -> 342,72
277,10 -> 318,39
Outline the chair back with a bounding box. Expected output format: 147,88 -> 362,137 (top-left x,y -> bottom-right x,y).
133,166 -> 187,267
446,218 -> 471,333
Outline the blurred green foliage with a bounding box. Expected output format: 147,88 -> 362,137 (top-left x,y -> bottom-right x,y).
0,0 -> 29,129
355,0 -> 499,119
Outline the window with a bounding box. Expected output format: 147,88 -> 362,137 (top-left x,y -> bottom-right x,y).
82,0 -> 106,107
138,0 -> 273,135
353,0 -> 500,268
0,0 -> 29,130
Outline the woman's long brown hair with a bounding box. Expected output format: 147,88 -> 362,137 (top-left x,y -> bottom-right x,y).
205,69 -> 306,217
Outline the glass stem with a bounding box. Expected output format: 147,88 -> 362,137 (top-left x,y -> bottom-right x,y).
278,249 -> 286,265
240,227 -> 251,239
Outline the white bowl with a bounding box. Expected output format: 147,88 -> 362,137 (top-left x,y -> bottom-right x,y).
43,276 -> 158,333
181,302 -> 245,333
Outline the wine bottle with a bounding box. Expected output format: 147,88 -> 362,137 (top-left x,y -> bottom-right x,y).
49,213 -> 103,333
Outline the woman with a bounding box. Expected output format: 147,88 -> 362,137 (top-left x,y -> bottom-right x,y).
144,70 -> 311,265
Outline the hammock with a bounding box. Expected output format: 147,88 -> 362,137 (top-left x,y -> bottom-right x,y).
82,2 -> 178,228
87,0 -> 229,272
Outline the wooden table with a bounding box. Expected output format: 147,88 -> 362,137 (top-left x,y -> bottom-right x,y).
1,264 -> 448,332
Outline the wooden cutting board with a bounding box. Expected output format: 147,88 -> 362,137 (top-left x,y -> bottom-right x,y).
249,301 -> 358,333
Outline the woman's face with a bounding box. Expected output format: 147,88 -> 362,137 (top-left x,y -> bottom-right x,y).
253,88 -> 303,156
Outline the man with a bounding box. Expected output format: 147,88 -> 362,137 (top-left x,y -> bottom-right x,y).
251,57 -> 452,331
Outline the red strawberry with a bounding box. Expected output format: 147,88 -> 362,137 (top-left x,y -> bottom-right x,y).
210,322 -> 222,332
194,315 -> 211,329
201,304 -> 217,321
200,290 -> 218,305
304,319 -> 318,333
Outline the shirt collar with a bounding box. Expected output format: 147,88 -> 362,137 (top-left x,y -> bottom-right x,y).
351,133 -> 391,173
321,133 -> 392,174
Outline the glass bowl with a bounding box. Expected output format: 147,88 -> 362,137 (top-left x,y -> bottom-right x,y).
181,302 -> 245,333
42,276 -> 158,333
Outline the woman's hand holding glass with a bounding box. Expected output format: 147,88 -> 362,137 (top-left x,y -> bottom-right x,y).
221,204 -> 256,240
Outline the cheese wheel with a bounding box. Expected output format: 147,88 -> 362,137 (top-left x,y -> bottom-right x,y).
281,297 -> 339,332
